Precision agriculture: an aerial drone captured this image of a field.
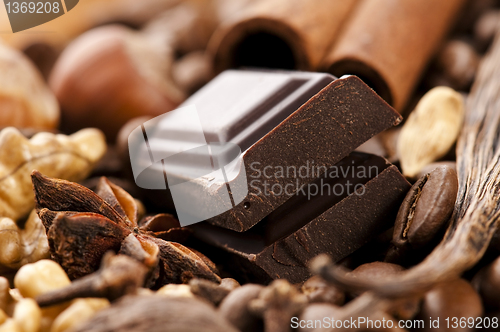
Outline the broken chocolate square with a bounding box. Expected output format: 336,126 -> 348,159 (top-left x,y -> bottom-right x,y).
191,152 -> 410,283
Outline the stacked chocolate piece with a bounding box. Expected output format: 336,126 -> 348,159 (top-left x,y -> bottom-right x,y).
130,69 -> 410,283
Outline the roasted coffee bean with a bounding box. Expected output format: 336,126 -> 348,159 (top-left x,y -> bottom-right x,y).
348,262 -> 403,297
417,161 -> 457,180
389,296 -> 421,321
301,276 -> 344,306
350,262 -> 404,279
419,279 -> 483,332
350,262 -> 419,319
472,256 -> 500,309
392,166 -> 458,251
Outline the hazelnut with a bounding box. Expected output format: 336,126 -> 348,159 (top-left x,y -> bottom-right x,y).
157,284 -> 194,298
0,319 -> 21,332
49,25 -> 185,141
12,298 -> 41,332
14,260 -> 70,299
51,298 -> 109,332
0,309 -> 7,325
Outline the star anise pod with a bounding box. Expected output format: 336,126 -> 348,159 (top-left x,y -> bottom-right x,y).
31,170 -> 220,287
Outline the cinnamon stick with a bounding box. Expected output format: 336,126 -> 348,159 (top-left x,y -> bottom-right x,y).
209,0 -> 359,72
323,0 -> 466,110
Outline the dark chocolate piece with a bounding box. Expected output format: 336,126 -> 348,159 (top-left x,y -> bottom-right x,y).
130,70 -> 402,230
206,73 -> 402,231
191,152 -> 410,283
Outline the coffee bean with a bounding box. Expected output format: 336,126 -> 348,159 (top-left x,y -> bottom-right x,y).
419,279 -> 483,332
417,161 -> 457,180
392,166 -> 458,250
347,262 -> 403,298
350,262 -> 404,279
350,262 -> 420,319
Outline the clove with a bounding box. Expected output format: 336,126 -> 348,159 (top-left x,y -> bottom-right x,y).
301,275 -> 344,306
35,253 -> 147,307
249,279 -> 307,332
189,278 -> 240,306
218,284 -> 264,332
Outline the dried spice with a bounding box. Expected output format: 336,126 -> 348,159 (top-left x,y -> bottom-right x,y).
312,28 -> 500,297
189,278 -> 239,306
0,210 -> 49,273
36,253 -> 148,307
301,275 -> 345,306
249,279 -> 307,332
0,127 -> 106,221
32,171 -> 220,286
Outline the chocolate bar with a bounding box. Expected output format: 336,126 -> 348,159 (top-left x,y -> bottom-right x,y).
129,70 -> 403,230
191,152 -> 410,283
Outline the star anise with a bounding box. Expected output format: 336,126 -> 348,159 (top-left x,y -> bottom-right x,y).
31,170 -> 220,287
